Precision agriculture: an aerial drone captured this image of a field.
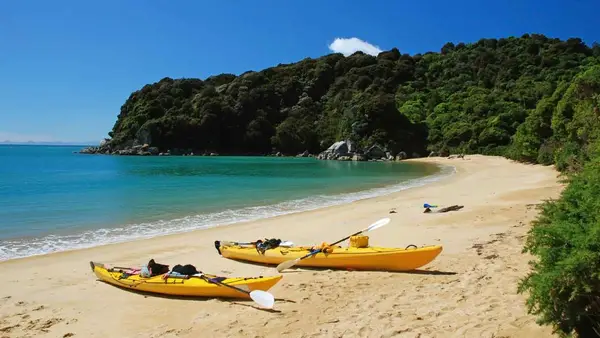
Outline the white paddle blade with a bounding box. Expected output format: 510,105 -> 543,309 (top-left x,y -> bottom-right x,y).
249,290 -> 275,309
276,258 -> 300,272
366,217 -> 391,232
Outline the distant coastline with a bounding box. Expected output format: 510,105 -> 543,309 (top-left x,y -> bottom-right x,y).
1,141 -> 97,147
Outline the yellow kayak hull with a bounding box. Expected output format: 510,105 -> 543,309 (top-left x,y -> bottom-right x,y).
89,261 -> 282,299
215,243 -> 443,271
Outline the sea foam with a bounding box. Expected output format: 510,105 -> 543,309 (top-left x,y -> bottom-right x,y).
0,163 -> 455,261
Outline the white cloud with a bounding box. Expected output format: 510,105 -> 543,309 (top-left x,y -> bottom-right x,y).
328,37 -> 383,56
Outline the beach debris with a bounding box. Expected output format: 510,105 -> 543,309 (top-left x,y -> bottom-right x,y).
423,204 -> 464,213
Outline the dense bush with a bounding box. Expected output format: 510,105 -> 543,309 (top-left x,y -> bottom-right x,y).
517,63 -> 600,337
106,34 -> 594,159
519,157 -> 600,337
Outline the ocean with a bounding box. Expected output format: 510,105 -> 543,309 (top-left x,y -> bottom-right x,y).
0,145 -> 453,261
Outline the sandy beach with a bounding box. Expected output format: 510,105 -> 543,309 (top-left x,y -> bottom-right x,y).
0,155 -> 564,338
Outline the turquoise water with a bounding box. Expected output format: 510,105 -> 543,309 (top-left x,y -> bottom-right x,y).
0,145 -> 453,261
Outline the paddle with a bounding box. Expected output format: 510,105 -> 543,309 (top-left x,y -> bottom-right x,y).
275,217 -> 391,272
198,274 -> 275,309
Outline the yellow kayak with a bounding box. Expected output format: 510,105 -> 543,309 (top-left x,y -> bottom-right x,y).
214,242 -> 443,271
89,261 -> 282,299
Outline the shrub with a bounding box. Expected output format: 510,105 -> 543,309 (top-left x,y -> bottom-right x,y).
518,158 -> 600,337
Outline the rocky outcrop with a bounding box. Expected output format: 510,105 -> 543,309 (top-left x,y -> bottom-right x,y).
365,145 -> 386,160
317,140 -> 355,160
395,151 -> 407,161
79,138 -> 420,160
80,142 -> 163,156
317,141 -> 409,162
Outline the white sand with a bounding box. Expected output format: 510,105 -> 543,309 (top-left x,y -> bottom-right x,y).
0,155 -> 564,337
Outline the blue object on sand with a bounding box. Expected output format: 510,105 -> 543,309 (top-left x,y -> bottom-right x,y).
423,203 -> 438,208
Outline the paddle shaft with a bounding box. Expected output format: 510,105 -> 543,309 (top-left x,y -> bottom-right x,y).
198,275 -> 251,296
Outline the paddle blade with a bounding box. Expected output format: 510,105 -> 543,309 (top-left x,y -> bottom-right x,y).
249,290 -> 275,309
366,217 -> 391,232
276,258 -> 301,272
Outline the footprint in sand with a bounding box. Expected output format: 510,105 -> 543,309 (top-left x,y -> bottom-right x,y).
0,324 -> 20,333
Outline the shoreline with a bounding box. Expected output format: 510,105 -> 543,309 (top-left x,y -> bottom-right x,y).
0,155 -> 564,337
0,160 -> 453,263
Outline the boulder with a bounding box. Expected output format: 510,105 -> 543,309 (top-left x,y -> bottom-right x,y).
79,146 -> 99,154
352,154 -> 366,161
365,145 -> 386,160
117,148 -> 136,155
396,151 -> 407,161
317,140 -> 354,160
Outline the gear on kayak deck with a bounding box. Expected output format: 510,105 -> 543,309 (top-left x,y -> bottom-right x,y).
255,238 -> 282,254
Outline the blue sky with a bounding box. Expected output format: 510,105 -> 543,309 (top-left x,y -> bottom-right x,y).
0,0 -> 598,144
